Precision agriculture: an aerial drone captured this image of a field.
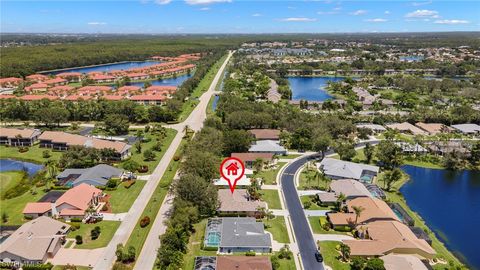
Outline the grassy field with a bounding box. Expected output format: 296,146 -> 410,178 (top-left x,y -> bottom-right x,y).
0,171 -> 24,198
177,54 -> 228,122
0,144 -> 62,163
260,189 -> 282,210
182,219 -> 217,270
67,221 -> 120,249
264,217 -> 290,243
125,139 -> 186,259
318,241 -> 351,270
121,128 -> 177,174
105,180 -> 146,213
0,185 -> 47,225
256,162 -> 286,185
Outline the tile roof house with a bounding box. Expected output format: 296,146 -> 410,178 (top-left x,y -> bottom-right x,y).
318,158 -> 379,182
38,131 -> 131,160
217,256 -> 273,270
217,189 -> 267,217
230,153 -> 275,169
0,128 -> 41,146
248,129 -> 281,140
451,123 -> 480,134
381,254 -> 429,270
23,183 -> 103,220
356,123 -> 386,133
248,140 -> 287,155
0,77 -> 23,88
0,216 -> 70,264
415,122 -> 453,135
56,164 -> 123,187
344,220 -> 436,259
386,122 -> 427,135
395,142 -> 428,154
330,179 -> 372,199
327,197 -> 399,228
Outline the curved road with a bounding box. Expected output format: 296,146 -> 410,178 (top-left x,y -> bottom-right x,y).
281,141 -> 379,270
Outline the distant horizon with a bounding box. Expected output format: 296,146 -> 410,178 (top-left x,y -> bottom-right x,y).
1,0 -> 479,34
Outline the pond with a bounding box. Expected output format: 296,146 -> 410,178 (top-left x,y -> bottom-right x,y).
126,73 -> 192,87
46,61 -> 162,75
0,159 -> 44,176
400,165 -> 480,269
287,76 -> 345,101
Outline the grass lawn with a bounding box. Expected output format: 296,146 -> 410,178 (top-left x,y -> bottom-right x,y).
182,219 -> 218,270
0,144 -> 62,163
0,187 -> 47,225
403,157 -> 445,169
301,196 -> 333,211
256,162 -> 286,185
260,189 -> 282,210
308,216 -> 348,235
277,255 -> 296,270
298,168 -> 329,190
281,154 -> 302,159
264,217 -> 290,243
64,240 -> 74,248
67,221 -> 120,249
105,180 -> 146,213
0,171 -> 24,198
125,139 -> 186,259
318,241 -> 351,270
121,128 -> 176,174
177,54 -> 228,122
385,191 -> 463,268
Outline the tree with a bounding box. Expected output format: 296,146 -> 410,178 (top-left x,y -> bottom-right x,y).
364,143 -> 374,163
143,149 -> 156,161
135,141 -> 142,154
336,192 -> 346,211
339,243 -> 351,261
34,105 -> 69,127
334,140 -> 356,161
381,168 -> 403,191
376,140 -> 403,169
270,256 -> 280,270
253,158 -> 264,173
75,235 -> 83,245
350,257 -> 367,270
313,134 -> 331,158
470,141 -> 480,166
223,129 -> 252,155
122,159 -> 140,172
103,113 -> 129,135
352,205 -> 364,226
364,258 -> 386,270
175,174 -> 218,215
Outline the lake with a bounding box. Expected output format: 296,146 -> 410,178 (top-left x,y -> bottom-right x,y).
126,73 -> 192,87
400,165 -> 480,269
0,159 -> 44,176
47,61 -> 162,75
287,76 -> 344,101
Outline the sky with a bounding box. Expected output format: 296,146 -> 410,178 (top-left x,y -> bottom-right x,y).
1,0 -> 479,34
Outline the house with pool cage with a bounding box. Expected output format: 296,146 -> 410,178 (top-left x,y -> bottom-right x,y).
204,217 -> 272,254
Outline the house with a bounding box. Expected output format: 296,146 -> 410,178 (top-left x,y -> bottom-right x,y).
25,83 -> 48,93
90,74 -> 115,83
26,74 -> 49,82
129,94 -> 167,105
38,131 -> 131,160
415,122 -> 453,135
56,72 -> 82,82
23,183 -> 103,220
356,123 -> 386,134
43,78 -> 67,87
230,153 -> 274,169
329,179 -> 372,199
217,189 -> 267,217
0,216 -> 70,265
386,122 -> 427,136
56,164 -> 124,187
451,123 -> 480,135
343,220 -> 435,259
395,142 -> 428,154
327,197 -> 399,228
248,129 -> 281,140
248,140 -> 287,155
317,192 -> 338,206
0,77 -> 23,88
426,141 -> 470,156
217,256 -> 272,270
0,128 -> 41,146
318,158 -> 379,182
213,175 -> 253,187
381,254 -> 429,270
204,217 -> 272,253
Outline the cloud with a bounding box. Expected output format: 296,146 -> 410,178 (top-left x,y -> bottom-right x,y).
434,19 -> 469,24
412,0 -> 432,6
199,7 -> 210,10
280,17 -> 317,22
154,0 -> 171,4
185,0 -> 231,5
252,13 -> 262,17
350,10 -> 367,16
405,9 -> 439,18
365,18 -> 387,22
87,22 -> 106,25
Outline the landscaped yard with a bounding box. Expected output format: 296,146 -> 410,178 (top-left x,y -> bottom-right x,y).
0,171 -> 24,198
301,196 -> 333,210
67,221 -> 120,249
260,189 -> 282,209
0,144 -> 62,163
121,128 -> 177,174
308,216 -> 348,235
276,254 -> 296,270
105,180 -> 146,213
318,241 -> 351,270
264,217 -> 290,243
181,219 -> 217,270
298,168 -> 329,190
0,185 -> 47,225
256,162 -> 286,185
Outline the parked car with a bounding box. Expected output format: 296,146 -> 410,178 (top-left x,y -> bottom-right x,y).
315,251 -> 323,262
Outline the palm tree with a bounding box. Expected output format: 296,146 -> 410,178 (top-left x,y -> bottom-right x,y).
313,170 -> 323,188
339,243 -> 351,262
352,206 -> 364,226
336,192 -> 346,211
253,158 -> 264,173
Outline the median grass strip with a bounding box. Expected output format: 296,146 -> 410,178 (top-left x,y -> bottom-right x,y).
260,189 -> 282,209
105,180 -> 146,213
125,138 -> 186,259
177,54 -> 228,122
264,217 -> 290,243
68,221 -> 121,249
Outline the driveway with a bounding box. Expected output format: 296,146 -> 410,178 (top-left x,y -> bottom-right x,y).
49,248 -> 104,267
313,234 -> 354,242
304,210 -> 330,217
298,190 -> 323,196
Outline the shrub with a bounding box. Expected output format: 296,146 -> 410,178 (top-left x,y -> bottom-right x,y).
61,264 -> 77,270
173,155 -> 181,161
106,178 -> 119,188
124,180 -> 136,189
245,251 -> 256,256
2,212 -> 9,223
102,204 -> 109,211
122,159 -> 140,172
143,149 -> 155,161
270,256 -> 280,270
303,200 -> 312,209
22,263 -> 53,270
140,216 -> 151,228
75,235 -> 83,245
91,226 -> 101,240
42,150 -> 51,158
137,165 -> 149,173
70,217 -> 82,222
18,147 -> 29,153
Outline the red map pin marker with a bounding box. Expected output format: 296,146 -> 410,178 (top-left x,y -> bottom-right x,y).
220,157 -> 246,194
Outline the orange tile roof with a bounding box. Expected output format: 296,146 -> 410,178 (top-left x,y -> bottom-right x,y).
145,85 -> 176,92
56,72 -> 82,77
216,256 -> 272,270
0,127 -> 41,138
90,74 -> 115,80
43,78 -> 67,85
50,85 -> 75,92
20,95 -> 59,101
78,85 -> 112,92
0,95 -> 16,99
118,85 -> 141,92
26,74 -> 48,81
64,95 -> 93,101
22,202 -> 52,214
56,183 -> 102,211
328,197 -> 399,226
101,95 -> 125,101
130,94 -> 167,101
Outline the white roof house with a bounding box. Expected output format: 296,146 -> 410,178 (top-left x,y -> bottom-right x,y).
318,158 -> 380,182
248,140 -> 287,155
395,142 -> 428,153
451,124 -> 480,134
356,123 -> 386,132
